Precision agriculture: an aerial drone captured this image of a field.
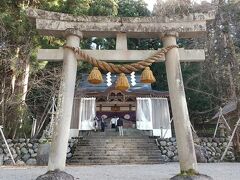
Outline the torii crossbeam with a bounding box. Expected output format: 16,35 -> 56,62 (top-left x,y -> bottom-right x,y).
27,8 -> 214,180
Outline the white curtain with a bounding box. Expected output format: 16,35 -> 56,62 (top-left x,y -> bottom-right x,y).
79,97 -> 96,130
151,98 -> 171,137
136,97 -> 171,137
136,98 -> 153,130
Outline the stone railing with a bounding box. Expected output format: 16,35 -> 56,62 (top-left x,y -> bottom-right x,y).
157,137 -> 235,162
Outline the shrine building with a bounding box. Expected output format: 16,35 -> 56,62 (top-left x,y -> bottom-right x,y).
70,73 -> 172,138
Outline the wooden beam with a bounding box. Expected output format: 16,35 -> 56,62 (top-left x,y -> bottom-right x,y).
37,48 -> 205,62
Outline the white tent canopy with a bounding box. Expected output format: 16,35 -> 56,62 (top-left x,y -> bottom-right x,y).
136,97 -> 171,137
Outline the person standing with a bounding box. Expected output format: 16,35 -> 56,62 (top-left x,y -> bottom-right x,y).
110,116 -> 116,129
117,118 -> 123,136
115,116 -> 119,132
110,116 -> 119,129
93,116 -> 99,131
101,118 -> 106,132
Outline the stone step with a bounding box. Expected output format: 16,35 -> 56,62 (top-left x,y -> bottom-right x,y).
86,135 -> 147,138
77,141 -> 157,144
77,141 -> 156,144
77,143 -> 157,146
74,152 -> 161,156
75,148 -> 160,152
71,157 -> 163,162
87,136 -> 147,138
73,151 -> 161,155
72,154 -> 162,158
77,145 -> 157,148
77,146 -> 157,148
75,149 -> 161,154
70,158 -> 163,162
76,150 -> 159,153
82,138 -> 151,142
70,129 -> 163,165
78,141 -> 156,144
77,143 -> 155,146
75,144 -> 158,148
73,152 -> 161,156
80,143 -> 154,146
72,155 -> 162,159
70,159 -> 163,165
75,149 -> 160,152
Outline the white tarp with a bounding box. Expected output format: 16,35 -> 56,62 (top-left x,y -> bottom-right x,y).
79,97 -> 96,130
136,97 -> 171,137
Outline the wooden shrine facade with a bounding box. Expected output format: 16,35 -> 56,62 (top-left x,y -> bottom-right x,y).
70,77 -> 169,129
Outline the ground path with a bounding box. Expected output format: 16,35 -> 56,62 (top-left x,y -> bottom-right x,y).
0,163 -> 239,180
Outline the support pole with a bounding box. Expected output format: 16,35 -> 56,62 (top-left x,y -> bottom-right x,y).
31,118 -> 37,138
214,108 -> 231,138
49,96 -> 56,136
162,33 -> 198,172
0,126 -> 16,165
220,117 -> 240,161
48,30 -> 81,171
163,118 -> 173,138
213,108 -> 222,138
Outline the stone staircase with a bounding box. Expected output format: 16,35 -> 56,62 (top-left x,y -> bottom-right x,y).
69,129 -> 164,165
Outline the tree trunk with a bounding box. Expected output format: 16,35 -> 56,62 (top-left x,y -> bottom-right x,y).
6,49 -> 30,138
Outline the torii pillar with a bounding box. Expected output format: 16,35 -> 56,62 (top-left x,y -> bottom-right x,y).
37,29 -> 81,179
162,32 -> 197,171
162,32 -> 212,179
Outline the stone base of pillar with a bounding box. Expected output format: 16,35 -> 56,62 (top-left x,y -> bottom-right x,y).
36,170 -> 74,180
170,174 -> 213,180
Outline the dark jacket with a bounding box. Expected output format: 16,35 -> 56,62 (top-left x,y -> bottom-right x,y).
117,118 -> 123,126
101,120 -> 105,128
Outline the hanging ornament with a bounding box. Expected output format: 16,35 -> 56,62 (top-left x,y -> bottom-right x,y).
140,67 -> 156,83
115,73 -> 130,91
88,67 -> 103,84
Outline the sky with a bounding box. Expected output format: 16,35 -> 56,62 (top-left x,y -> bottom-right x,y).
144,0 -> 212,11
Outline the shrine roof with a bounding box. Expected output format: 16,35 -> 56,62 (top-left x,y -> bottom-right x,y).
75,74 -> 168,97
77,74 -> 151,91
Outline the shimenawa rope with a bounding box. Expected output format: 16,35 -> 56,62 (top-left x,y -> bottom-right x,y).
64,45 -> 178,74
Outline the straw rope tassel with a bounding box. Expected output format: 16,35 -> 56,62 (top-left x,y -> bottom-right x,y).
140,67 -> 156,83
115,73 -> 130,91
88,67 -> 103,84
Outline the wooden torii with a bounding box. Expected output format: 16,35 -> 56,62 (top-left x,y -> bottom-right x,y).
27,8 -> 214,179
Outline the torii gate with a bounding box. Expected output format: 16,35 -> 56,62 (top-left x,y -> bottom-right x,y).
27,8 -> 214,179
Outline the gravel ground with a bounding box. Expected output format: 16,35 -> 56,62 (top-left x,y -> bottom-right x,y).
0,163 -> 239,180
